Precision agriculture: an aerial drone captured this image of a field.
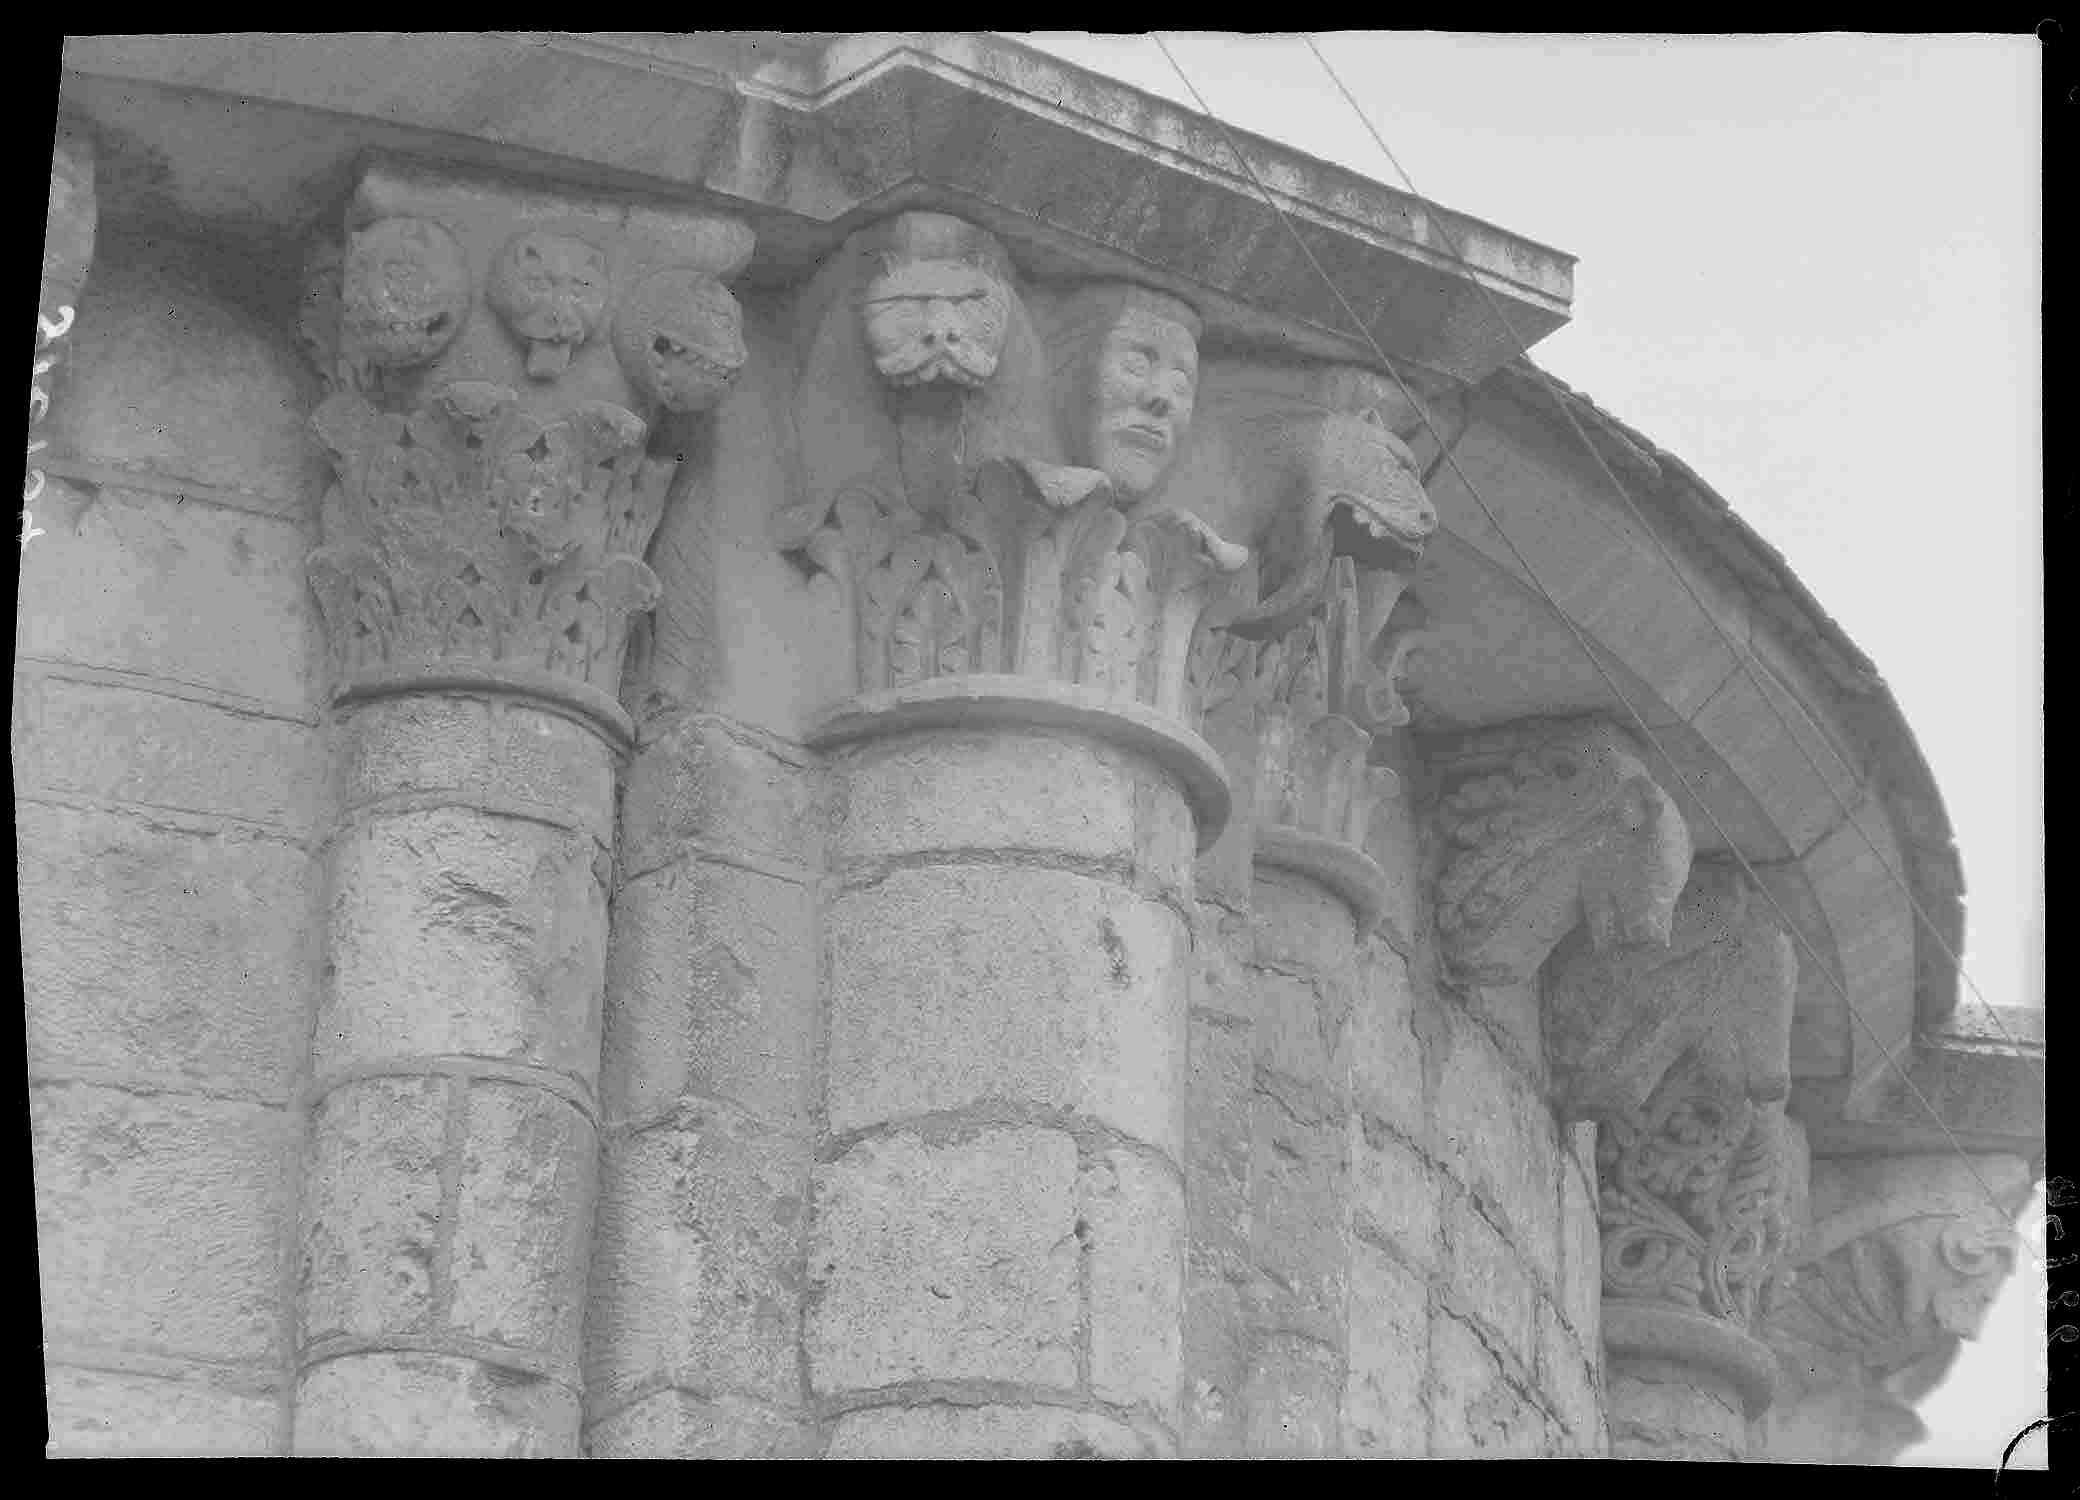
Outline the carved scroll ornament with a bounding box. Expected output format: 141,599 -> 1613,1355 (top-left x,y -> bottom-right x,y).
1755,1152 -> 2033,1463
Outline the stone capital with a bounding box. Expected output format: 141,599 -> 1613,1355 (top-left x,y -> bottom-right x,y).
1753,1151 -> 2034,1464
300,160 -> 753,745
1430,715 -> 1694,987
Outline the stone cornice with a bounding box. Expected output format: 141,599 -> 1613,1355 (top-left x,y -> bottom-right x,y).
58,31 -> 1571,386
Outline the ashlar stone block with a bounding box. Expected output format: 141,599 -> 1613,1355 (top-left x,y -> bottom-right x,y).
808,1128 -> 1081,1395
825,866 -> 1186,1155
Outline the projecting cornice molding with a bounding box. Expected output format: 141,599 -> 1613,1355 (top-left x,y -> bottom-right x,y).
58,31 -> 1571,387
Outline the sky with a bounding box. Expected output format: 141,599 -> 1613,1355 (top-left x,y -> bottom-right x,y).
1019,32 -> 2045,1468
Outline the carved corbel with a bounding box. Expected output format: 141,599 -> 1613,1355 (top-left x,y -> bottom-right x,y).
1545,862 -> 1810,1439
300,162 -> 753,739
1430,715 -> 1694,987
1754,1152 -> 2034,1464
28,128 -> 96,519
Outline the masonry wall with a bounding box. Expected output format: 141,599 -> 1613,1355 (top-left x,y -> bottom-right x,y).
1178,736 -> 1607,1458
21,229 -> 325,1455
21,248 -> 1608,1459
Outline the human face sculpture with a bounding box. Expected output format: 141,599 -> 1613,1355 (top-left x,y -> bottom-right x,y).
860,257 -> 1010,391
1081,304 -> 1199,498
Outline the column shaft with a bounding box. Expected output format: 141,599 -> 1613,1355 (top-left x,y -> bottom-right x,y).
293,691 -> 614,1455
809,715 -> 1200,1458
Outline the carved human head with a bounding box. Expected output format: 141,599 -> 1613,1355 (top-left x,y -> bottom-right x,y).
1053,283 -> 1202,498
857,212 -> 1015,391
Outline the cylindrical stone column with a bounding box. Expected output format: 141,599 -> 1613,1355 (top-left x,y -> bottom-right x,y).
1605,1306 -> 1776,1460
295,687 -> 619,1454
1237,854 -> 1364,1456
288,160 -> 751,1455
806,681 -> 1228,1459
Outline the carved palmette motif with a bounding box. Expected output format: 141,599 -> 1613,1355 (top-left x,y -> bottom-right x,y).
1230,554 -> 1402,849
1598,1055 -> 1798,1326
791,456 -> 1246,717
306,382 -> 676,691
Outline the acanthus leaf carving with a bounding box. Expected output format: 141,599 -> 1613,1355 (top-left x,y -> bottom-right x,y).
302,169 -> 750,722
307,381 -> 674,693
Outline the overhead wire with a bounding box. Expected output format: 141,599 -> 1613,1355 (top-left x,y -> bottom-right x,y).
1146,33 -> 2033,1230
1299,32 -> 2045,1109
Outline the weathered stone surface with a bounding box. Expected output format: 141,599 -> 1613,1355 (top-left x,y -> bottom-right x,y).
18,481 -> 317,707
19,802 -> 313,1099
1249,868 -> 1358,977
1440,1189 -> 1538,1371
1428,1311 -> 1547,1457
1429,1004 -> 1559,1288
1557,1125 -> 1602,1345
1342,1242 -> 1428,1457
599,861 -> 815,1132
618,716 -> 822,876
293,1352 -> 578,1457
338,694 -> 614,839
584,1105 -> 808,1411
34,1084 -> 290,1362
11,672 -> 318,832
808,1129 -> 1080,1394
1241,1335 -> 1341,1456
1248,1068 -> 1348,1346
1185,1009 -> 1253,1268
825,866 -> 1186,1155
49,238 -> 323,502
1536,1298 -> 1603,1453
449,1084 -> 596,1364
1250,969 -> 1346,1087
1350,940 -> 1424,1138
1606,1357 -> 1742,1461
585,1390 -> 813,1458
44,1365 -> 281,1457
1082,1150 -> 1185,1422
833,728 -> 1191,889
316,807 -> 604,1084
300,1077 -> 448,1346
825,1402 -> 1154,1459
1349,1114 -> 1439,1270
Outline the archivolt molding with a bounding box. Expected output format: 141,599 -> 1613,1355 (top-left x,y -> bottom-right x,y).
299,162 -> 753,744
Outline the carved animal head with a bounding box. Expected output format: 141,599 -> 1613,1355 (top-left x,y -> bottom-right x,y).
1049,284 -> 1202,500
340,215 -> 471,372
488,231 -> 611,379
612,268 -> 747,415
1546,861 -> 1795,1125
1435,719 -> 1694,986
857,212 -> 1015,392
